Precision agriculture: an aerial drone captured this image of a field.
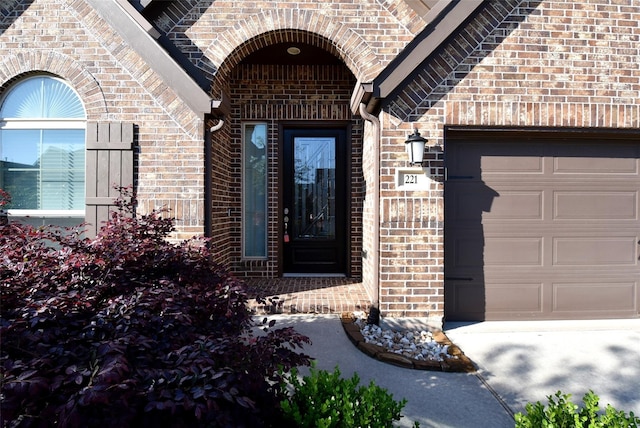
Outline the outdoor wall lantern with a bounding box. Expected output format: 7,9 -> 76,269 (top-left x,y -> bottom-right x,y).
405,129 -> 428,166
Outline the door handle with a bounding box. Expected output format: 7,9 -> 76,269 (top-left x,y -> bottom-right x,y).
284,208 -> 289,242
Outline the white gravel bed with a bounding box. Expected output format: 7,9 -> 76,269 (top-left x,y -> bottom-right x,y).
352,312 -> 452,362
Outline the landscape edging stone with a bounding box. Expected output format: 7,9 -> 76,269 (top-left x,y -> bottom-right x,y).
340,312 -> 477,373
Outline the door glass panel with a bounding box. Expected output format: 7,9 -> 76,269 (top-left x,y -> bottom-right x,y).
242,123 -> 267,258
293,137 -> 335,240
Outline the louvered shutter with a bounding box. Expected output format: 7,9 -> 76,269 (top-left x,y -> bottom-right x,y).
85,122 -> 134,238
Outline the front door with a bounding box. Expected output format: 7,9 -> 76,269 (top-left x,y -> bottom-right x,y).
282,127 -> 347,274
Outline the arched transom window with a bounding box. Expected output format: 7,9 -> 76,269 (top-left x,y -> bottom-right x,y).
0,75 -> 86,226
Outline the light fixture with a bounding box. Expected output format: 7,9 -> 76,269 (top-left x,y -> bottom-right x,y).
287,46 -> 301,55
405,129 -> 427,166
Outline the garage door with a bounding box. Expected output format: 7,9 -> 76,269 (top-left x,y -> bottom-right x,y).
445,129 -> 640,321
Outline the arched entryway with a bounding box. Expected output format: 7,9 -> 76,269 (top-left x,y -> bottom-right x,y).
212,31 -> 364,279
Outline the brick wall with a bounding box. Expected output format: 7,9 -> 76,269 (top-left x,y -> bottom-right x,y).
360,118 -> 379,305
1,0 -> 416,278
151,0 -> 427,84
1,0 -> 207,240
147,0 -> 439,296
2,0 -> 638,319
380,0 -> 640,319
227,63 -> 363,277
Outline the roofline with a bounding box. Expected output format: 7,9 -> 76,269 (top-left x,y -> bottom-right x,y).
375,0 -> 484,99
87,0 -> 214,118
352,0 -> 483,114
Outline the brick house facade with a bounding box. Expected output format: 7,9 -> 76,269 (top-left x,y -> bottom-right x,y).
1,0 -> 638,325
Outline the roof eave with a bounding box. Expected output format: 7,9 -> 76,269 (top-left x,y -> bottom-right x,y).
350,81 -> 379,115
87,0 -> 214,118
353,0 -> 484,114
374,0 -> 484,99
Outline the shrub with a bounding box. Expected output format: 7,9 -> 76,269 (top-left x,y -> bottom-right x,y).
0,188 -> 312,427
0,188 -> 10,225
515,390 -> 640,428
280,365 -> 416,428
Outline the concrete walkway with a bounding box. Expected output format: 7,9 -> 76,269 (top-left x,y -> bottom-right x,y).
262,315 -> 640,428
263,315 -> 511,427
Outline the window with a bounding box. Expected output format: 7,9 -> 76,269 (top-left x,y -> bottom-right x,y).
242,123 -> 267,258
0,75 -> 86,227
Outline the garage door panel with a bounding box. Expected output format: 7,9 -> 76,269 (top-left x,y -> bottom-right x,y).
448,183 -> 498,220
486,283 -> 543,313
554,191 -> 638,220
549,141 -> 639,164
553,155 -> 638,175
448,275 -> 639,320
451,282 -> 484,314
448,142 -> 545,177
482,155 -> 544,175
553,281 -> 638,313
486,190 -> 543,220
553,237 -> 638,266
445,133 -> 640,321
449,237 -> 484,269
445,143 -> 481,178
484,237 -> 543,266
445,280 -> 486,320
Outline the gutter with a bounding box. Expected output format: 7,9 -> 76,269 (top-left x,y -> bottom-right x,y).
203,117 -> 225,239
87,0 -> 214,117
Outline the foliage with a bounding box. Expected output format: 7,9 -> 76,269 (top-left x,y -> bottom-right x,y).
280,365 -> 416,428
515,390 -> 640,428
0,188 -> 10,208
0,189 -> 9,225
0,187 -> 312,427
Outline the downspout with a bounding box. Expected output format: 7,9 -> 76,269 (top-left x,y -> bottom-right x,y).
205,117 -> 224,238
359,103 -> 381,325
210,118 -> 224,133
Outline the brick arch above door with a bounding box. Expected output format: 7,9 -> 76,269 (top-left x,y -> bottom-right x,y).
202,10 -> 381,86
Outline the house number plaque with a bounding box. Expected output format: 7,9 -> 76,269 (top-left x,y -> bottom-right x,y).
396,168 -> 429,190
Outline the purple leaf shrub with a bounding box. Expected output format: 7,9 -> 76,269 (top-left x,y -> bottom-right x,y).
1,187 -> 311,427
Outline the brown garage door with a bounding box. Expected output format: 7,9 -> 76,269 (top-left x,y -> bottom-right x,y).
445,129 -> 640,321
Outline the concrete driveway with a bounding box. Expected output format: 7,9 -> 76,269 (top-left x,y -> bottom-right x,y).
262,315 -> 640,428
445,319 -> 640,418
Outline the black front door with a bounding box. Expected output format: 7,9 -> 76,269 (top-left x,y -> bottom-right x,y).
282,127 -> 347,274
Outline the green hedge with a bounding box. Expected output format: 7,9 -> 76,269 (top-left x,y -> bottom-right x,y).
280,366 -> 420,428
516,390 -> 639,428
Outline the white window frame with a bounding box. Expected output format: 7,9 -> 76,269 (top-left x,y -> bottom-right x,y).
0,75 -> 86,222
